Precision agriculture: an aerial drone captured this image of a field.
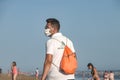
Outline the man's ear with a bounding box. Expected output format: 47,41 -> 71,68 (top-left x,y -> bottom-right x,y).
51,27 -> 56,33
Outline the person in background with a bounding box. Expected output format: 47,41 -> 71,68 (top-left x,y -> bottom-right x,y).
87,63 -> 100,80
35,68 -> 39,80
0,68 -> 1,77
8,69 -> 11,76
109,71 -> 114,80
11,61 -> 18,80
103,71 -> 109,80
40,18 -> 76,80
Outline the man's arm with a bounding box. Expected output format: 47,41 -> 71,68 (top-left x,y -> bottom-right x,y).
40,54 -> 53,80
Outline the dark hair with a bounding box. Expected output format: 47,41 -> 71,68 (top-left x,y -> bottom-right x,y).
110,71 -> 113,73
12,61 -> 17,66
87,63 -> 94,75
87,63 -> 94,69
46,18 -> 60,31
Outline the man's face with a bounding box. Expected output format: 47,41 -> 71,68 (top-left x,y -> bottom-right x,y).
44,23 -> 55,37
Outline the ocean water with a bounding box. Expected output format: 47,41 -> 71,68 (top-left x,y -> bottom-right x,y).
75,77 -> 119,80
75,77 -> 88,80
75,70 -> 120,80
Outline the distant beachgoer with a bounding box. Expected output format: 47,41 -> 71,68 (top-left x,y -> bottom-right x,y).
103,71 -> 109,80
35,68 -> 39,80
109,71 -> 114,80
0,68 -> 2,76
11,61 -> 18,80
87,63 -> 100,80
8,69 -> 11,76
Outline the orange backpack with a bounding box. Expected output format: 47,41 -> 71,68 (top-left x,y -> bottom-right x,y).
53,38 -> 78,74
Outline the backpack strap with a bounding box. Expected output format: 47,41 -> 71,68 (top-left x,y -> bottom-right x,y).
51,38 -> 67,69
52,38 -> 67,46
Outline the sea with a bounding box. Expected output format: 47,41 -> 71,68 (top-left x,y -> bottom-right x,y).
75,77 -> 120,80
75,70 -> 120,80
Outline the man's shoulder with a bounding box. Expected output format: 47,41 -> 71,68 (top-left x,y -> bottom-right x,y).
47,38 -> 54,43
47,34 -> 73,44
47,38 -> 59,45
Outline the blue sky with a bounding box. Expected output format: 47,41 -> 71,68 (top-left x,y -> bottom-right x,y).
0,0 -> 120,72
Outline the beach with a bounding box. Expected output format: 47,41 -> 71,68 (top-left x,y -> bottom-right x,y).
0,74 -> 35,80
0,71 -> 120,80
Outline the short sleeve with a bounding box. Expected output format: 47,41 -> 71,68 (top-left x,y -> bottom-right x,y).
46,39 -> 55,55
70,41 -> 75,53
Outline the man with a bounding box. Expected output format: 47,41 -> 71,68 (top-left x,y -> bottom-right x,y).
35,68 -> 39,80
40,18 -> 76,80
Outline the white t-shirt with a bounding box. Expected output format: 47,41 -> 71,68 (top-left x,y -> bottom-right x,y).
46,33 -> 75,80
35,69 -> 39,75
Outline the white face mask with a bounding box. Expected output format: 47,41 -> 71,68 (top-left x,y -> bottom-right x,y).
44,28 -> 52,37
